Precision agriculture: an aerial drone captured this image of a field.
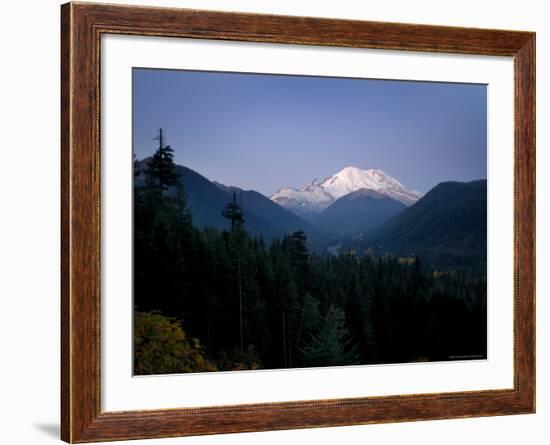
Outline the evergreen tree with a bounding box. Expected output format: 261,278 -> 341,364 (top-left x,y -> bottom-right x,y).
133,152 -> 141,178
300,305 -> 359,367
221,192 -> 247,352
222,191 -> 245,232
134,129 -> 193,319
287,230 -> 309,292
144,128 -> 179,192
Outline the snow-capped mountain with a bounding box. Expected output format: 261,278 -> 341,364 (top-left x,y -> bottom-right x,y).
271,166 -> 422,216
269,180 -> 334,216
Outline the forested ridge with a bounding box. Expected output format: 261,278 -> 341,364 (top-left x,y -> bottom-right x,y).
134,134 -> 487,375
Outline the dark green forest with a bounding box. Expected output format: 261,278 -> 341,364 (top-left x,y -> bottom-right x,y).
133,137 -> 487,375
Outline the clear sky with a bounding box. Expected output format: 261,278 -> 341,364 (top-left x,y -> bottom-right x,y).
133,68 -> 487,196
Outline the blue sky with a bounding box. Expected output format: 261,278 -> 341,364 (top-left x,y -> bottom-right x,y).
133,68 -> 487,196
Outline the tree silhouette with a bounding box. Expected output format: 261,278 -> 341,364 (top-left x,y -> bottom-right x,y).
144,128 -> 179,192
300,305 -> 359,366
134,129 -> 193,319
222,191 -> 245,232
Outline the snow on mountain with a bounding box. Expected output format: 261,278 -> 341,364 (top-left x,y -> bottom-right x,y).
271,166 -> 422,216
270,182 -> 334,216
321,167 -> 422,205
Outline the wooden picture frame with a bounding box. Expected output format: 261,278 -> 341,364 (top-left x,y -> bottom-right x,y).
61,2 -> 535,442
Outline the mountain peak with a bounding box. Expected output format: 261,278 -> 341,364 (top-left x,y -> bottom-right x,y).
336,166 -> 386,176
338,165 -> 365,174
320,166 -> 420,204
271,166 -> 422,217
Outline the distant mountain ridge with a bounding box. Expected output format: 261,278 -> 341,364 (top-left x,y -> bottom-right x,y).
271,166 -> 422,218
135,159 -> 319,242
135,158 -> 486,265
350,180 -> 487,269
312,189 -> 406,236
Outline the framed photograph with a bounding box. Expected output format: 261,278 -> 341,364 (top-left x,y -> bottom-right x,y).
61,2 -> 535,442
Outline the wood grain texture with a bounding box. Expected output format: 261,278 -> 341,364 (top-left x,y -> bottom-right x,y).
60,2 -> 536,442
